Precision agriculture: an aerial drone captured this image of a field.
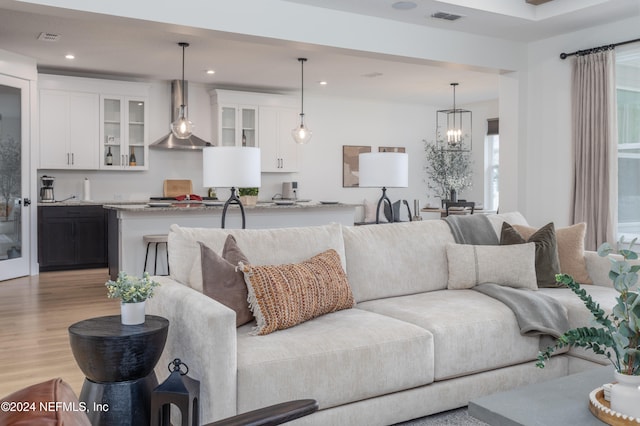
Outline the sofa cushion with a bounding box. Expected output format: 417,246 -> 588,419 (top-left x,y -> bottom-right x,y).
168,223 -> 346,291
513,223 -> 592,284
500,222 -> 562,288
446,242 -> 538,290
486,211 -> 530,238
235,308 -> 434,413
199,235 -> 252,327
357,290 -> 541,381
0,378 -> 91,426
343,220 -> 454,302
240,249 -> 355,335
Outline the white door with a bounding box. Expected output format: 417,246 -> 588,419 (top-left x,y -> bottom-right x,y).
0,74 -> 31,281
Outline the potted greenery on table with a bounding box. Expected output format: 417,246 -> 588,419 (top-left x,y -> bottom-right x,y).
536,239 -> 640,418
105,271 -> 160,325
423,141 -> 472,205
238,187 -> 259,206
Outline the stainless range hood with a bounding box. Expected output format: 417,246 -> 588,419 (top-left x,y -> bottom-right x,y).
151,80 -> 211,150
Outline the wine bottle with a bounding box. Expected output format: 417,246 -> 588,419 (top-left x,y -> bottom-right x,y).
242,130 -> 247,147
129,147 -> 137,166
106,147 -> 113,166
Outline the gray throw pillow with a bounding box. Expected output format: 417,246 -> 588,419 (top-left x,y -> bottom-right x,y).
199,235 -> 253,327
500,222 -> 562,288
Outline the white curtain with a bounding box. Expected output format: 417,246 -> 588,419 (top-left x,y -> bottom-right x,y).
571,50 -> 618,250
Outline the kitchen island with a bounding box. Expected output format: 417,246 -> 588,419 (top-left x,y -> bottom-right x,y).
104,201 -> 357,279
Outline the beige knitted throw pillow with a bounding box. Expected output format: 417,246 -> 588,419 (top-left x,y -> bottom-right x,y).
240,249 -> 355,335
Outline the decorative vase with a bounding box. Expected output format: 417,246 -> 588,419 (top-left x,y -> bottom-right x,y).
611,371 -> 640,418
450,189 -> 458,203
239,195 -> 258,206
121,301 -> 146,325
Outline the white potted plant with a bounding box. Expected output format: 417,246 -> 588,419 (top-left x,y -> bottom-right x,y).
105,271 -> 160,325
238,187 -> 259,206
423,141 -> 472,205
537,239 -> 640,418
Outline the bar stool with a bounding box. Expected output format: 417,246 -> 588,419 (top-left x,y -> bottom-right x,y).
143,234 -> 169,276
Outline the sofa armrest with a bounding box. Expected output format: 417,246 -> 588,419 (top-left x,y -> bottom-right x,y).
146,277 -> 238,423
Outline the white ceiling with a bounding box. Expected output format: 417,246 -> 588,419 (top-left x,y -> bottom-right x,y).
0,0 -> 638,105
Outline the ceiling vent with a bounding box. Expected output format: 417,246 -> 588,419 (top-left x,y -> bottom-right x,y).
37,32 -> 60,42
430,11 -> 463,21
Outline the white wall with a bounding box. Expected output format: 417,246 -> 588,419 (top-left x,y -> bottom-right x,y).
523,15 -> 640,227
39,79 -> 495,219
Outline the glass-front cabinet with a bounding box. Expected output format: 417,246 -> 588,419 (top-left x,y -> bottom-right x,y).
218,105 -> 257,147
100,96 -> 148,170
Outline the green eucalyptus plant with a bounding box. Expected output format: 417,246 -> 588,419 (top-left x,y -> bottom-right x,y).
537,239 -> 640,375
105,271 -> 160,303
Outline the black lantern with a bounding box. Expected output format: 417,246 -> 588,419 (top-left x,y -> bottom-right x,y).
150,358 -> 200,426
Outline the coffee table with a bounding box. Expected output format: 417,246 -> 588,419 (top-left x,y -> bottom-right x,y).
469,366 -> 612,425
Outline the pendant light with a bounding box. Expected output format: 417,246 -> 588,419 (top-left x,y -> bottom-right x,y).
292,57 -> 312,144
171,42 -> 194,139
436,82 -> 472,151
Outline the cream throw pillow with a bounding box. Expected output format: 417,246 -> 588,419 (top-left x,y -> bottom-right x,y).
512,223 -> 592,284
446,243 -> 538,290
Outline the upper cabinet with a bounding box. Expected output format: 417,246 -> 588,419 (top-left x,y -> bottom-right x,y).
100,96 -> 149,170
259,106 -> 299,172
210,89 -> 299,173
211,90 -> 258,147
39,75 -> 150,171
39,89 -> 99,169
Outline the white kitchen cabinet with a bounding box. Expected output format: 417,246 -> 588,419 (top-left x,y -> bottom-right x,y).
211,90 -> 258,147
39,89 -> 99,169
259,106 -> 300,172
100,95 -> 149,170
39,74 -> 150,171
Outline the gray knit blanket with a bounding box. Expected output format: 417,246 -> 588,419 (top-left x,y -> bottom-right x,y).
445,214 -> 569,347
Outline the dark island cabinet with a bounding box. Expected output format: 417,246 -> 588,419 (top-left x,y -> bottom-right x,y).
38,205 -> 108,271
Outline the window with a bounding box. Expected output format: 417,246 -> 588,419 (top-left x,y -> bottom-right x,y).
485,118 -> 499,211
616,49 -> 640,240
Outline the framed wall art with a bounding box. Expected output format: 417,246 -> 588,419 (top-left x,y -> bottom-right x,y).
378,146 -> 406,153
342,145 -> 371,187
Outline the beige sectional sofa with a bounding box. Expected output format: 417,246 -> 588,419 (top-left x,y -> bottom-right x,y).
147,212 -> 617,425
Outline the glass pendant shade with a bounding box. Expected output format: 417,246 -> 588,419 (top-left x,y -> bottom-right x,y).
171,105 -> 193,139
171,42 -> 193,140
292,58 -> 312,144
292,113 -> 312,144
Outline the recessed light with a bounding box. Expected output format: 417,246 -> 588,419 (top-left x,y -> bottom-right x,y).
65,54 -> 75,60
319,81 -> 328,86
206,69 -> 215,75
392,1 -> 417,10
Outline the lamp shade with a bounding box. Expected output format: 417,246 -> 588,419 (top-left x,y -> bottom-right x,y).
358,152 -> 408,188
203,146 -> 261,188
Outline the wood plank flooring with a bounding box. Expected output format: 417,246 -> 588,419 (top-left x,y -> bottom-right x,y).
0,268 -> 119,398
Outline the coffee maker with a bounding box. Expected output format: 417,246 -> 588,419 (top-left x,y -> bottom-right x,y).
282,181 -> 298,200
40,175 -> 55,203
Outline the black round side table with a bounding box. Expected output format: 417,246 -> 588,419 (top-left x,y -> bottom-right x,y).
68,315 -> 169,426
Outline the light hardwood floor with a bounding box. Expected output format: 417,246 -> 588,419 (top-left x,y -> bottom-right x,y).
0,268 -> 119,398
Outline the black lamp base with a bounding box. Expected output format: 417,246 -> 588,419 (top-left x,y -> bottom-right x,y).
221,187 -> 246,229
375,187 -> 394,224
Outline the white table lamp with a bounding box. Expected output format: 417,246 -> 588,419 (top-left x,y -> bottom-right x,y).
203,146 -> 261,228
359,152 -> 409,223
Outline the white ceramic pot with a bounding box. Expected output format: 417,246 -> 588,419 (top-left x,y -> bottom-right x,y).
611,371 -> 640,419
121,301 -> 146,325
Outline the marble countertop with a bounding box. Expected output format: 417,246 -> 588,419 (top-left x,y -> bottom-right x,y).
102,201 -> 355,212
